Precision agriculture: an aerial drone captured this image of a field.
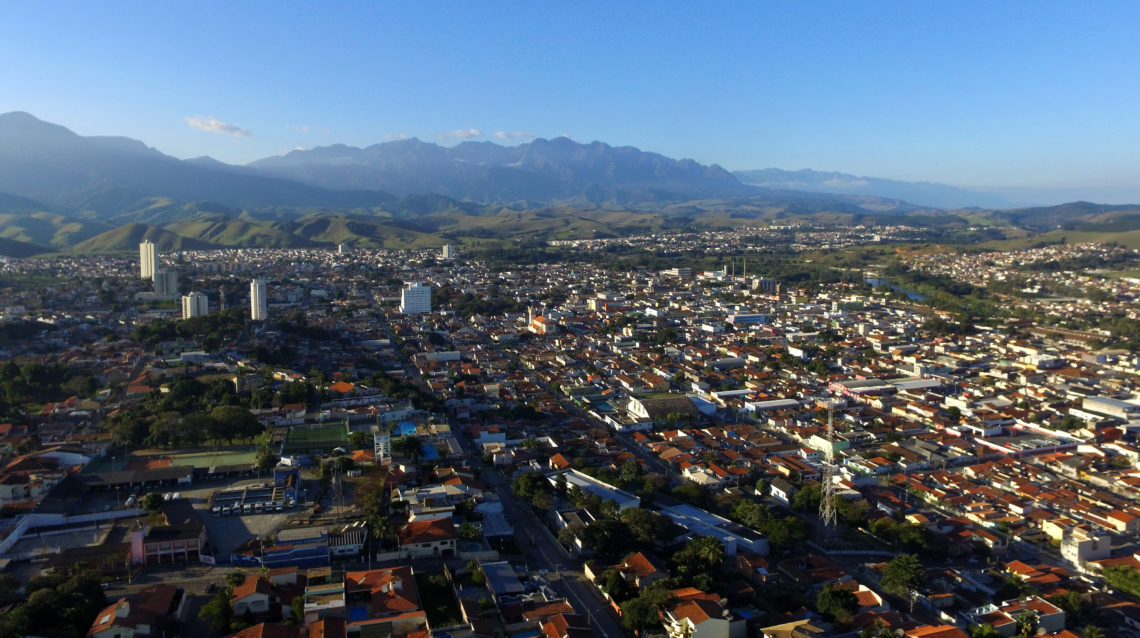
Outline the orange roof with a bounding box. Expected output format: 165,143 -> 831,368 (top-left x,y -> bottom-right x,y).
399,517 -> 457,546
329,381 -> 355,394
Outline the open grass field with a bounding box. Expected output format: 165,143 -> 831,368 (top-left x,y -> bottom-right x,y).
981,228 -> 1140,250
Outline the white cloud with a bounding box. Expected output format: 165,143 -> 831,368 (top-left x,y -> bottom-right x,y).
290,124 -> 331,135
494,130 -> 532,140
385,132 -> 409,141
185,116 -> 251,137
438,128 -> 483,141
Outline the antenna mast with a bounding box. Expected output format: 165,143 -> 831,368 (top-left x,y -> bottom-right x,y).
819,401 -> 838,539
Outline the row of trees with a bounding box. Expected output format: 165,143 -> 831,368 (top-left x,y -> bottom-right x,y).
108,404 -> 263,449
0,569 -> 107,638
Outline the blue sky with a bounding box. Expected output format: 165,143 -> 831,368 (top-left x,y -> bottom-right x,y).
2,2 -> 1139,195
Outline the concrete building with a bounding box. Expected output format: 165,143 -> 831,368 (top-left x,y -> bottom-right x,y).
139,240 -> 157,279
441,244 -> 454,259
250,279 -> 268,321
152,268 -> 178,299
399,281 -> 431,314
1061,525 -> 1111,565
181,291 -> 208,319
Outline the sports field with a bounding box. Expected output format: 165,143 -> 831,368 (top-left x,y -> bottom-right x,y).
81,448 -> 257,473
281,424 -> 348,455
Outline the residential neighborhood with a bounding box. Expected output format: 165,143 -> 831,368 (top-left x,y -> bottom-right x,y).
1,230 -> 1139,638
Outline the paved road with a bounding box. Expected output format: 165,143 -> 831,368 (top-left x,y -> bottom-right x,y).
458,428 -> 626,638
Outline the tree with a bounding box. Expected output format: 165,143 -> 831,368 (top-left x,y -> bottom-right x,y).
792,483 -> 822,510
1103,564 -> 1140,597
392,435 -> 424,463
143,492 -> 165,513
879,554 -> 924,596
349,431 -> 371,451
199,588 -> 234,634
209,405 -> 262,443
817,582 -> 858,625
672,536 -> 724,592
969,624 -> 1003,638
458,522 -> 481,541
620,458 -> 645,484
620,596 -> 662,632
554,472 -> 568,499
601,567 -> 633,602
766,516 -> 808,552
581,519 -> 633,562
256,445 -> 278,471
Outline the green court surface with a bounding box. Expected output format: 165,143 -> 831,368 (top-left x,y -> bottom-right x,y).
281,424 -> 348,455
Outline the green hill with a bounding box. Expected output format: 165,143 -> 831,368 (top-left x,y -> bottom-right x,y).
0,236 -> 52,258
0,212 -> 112,248
71,222 -> 216,253
165,216 -> 314,248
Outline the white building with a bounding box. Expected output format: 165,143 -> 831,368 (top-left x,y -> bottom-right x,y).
441,244 -> 454,259
373,433 -> 391,465
181,292 -> 208,319
139,240 -> 157,279
250,279 -> 268,320
400,282 -> 431,314
152,268 -> 178,298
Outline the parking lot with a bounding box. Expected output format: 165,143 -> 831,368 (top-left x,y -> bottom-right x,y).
209,483 -> 296,516
177,479 -> 308,560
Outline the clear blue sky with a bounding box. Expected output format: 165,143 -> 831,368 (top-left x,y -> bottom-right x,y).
3,1 -> 1139,193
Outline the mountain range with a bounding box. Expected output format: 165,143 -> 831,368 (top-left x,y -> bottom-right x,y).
733,168 -> 1015,209
1,111 -> 1140,256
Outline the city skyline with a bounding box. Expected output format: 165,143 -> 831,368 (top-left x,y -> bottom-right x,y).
3,2 -> 1140,199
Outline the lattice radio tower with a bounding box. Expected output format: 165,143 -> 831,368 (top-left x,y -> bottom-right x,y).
819,401 -> 838,538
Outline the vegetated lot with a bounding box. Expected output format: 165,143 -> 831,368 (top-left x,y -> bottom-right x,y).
414,572 -> 463,628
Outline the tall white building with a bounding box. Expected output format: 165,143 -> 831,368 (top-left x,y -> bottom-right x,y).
399,282 -> 431,314
441,244 -> 454,259
250,279 -> 268,321
139,240 -> 157,279
153,268 -> 178,298
181,292 -> 209,319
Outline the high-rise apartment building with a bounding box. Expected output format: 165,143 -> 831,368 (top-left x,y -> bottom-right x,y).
399,282 -> 431,314
250,279 -> 268,320
139,240 -> 157,279
153,268 -> 178,298
441,244 -> 454,259
181,292 -> 208,319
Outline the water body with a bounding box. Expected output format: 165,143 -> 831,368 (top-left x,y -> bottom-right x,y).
864,277 -> 928,301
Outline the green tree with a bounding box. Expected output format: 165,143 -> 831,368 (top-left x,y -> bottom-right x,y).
209,405 -> 261,443
792,483 -> 822,510
817,582 -> 859,625
392,435 -> 424,463
143,492 -> 165,513
602,567 -> 633,602
199,588 -> 234,634
969,624 -> 1003,638
672,536 -> 724,592
620,458 -> 645,484
256,445 -> 278,471
620,596 -> 662,633
879,554 -> 924,595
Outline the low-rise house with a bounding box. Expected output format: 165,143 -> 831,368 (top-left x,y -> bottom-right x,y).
231,576 -> 277,618
399,515 -> 458,558
87,584 -> 181,638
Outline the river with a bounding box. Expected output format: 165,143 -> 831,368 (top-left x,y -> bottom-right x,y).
864,277 -> 928,301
